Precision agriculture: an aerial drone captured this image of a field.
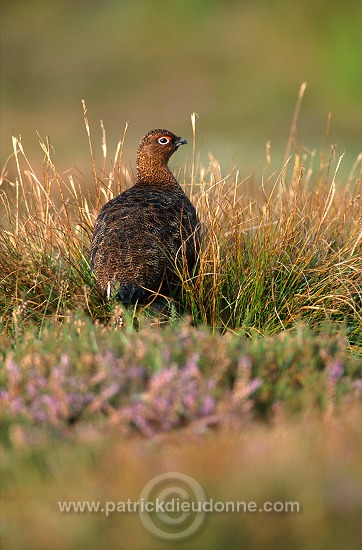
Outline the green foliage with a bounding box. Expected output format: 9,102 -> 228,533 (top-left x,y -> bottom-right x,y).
1,311 -> 361,439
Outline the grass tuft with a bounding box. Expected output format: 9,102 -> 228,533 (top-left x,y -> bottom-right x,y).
0,107 -> 361,350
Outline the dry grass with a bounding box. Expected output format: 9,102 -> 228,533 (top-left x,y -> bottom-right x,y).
0,98 -> 361,349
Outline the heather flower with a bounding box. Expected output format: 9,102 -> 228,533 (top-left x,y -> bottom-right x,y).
351,379 -> 362,397
0,348 -> 147,426
118,361 -> 218,435
327,361 -> 344,381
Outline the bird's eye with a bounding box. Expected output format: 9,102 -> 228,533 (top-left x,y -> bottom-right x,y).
158,136 -> 171,145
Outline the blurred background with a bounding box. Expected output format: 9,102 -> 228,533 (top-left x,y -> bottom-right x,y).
1,0 -> 361,178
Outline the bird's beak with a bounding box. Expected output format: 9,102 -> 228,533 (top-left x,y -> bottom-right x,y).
175,137 -> 187,147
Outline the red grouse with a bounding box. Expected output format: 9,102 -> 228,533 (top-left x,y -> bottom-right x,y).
90,129 -> 200,305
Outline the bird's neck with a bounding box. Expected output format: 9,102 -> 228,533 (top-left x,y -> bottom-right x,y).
136,156 -> 177,185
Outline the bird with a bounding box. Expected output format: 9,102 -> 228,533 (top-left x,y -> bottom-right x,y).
90,128 -> 200,306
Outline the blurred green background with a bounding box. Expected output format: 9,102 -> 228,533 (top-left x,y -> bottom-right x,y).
1,0 -> 361,176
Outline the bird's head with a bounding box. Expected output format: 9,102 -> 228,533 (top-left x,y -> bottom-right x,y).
138,128 -> 187,160
136,129 -> 187,183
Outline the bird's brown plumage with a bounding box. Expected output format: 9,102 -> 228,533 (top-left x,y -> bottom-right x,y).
90,129 -> 200,304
